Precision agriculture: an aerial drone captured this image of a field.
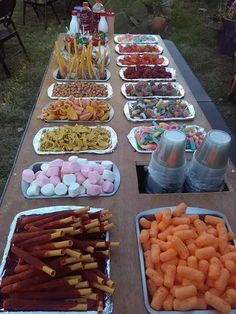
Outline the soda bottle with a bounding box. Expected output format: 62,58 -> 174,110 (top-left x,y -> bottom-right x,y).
69,10 -> 80,35
80,2 -> 92,33
92,0 -> 104,32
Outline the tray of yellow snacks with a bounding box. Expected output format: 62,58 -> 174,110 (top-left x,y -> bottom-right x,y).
33,125 -> 118,155
38,97 -> 114,123
0,205 -> 119,313
136,202 -> 236,314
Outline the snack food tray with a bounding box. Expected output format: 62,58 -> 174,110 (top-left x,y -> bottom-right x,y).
117,55 -> 169,67
53,68 -> 112,82
41,103 -> 114,123
115,43 -> 163,55
119,67 -> 176,82
121,82 -> 185,100
33,126 -> 118,155
127,125 -> 205,153
21,160 -> 121,199
0,205 -> 112,314
135,207 -> 236,314
114,34 -> 159,44
47,83 -> 113,100
124,100 -> 195,122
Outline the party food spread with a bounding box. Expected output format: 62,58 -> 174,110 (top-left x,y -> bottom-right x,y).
38,96 -> 112,122
0,206 -> 119,312
136,204 -> 236,313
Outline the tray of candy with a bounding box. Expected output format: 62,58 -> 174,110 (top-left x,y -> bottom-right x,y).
117,55 -> 169,67
115,43 -> 163,55
114,34 -> 159,44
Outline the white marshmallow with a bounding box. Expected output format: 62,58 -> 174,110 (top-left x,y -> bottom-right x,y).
101,160 -> 113,170
68,182 -> 80,197
40,163 -> 50,171
63,174 -> 76,186
55,183 -> 68,196
41,183 -> 55,196
88,161 -> 97,170
27,184 -> 40,196
77,158 -> 88,164
102,170 -> 115,182
50,158 -> 64,167
68,155 -> 80,162
82,178 -> 91,190
78,185 -> 86,194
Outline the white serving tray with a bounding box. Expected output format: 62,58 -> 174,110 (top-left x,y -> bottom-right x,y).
117,55 -> 169,67
115,43 -> 163,55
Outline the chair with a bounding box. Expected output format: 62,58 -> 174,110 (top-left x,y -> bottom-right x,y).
0,0 -> 29,77
23,0 -> 61,30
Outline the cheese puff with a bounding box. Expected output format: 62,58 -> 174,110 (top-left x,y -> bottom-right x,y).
223,288 -> 236,307
208,260 -> 221,279
160,248 -> 177,262
139,229 -> 149,244
163,293 -> 174,310
173,285 -> 197,299
140,217 -> 151,229
161,258 -> 179,273
195,232 -> 216,247
187,256 -> 198,269
146,268 -> 164,287
144,250 -> 154,269
214,268 -> 230,292
147,279 -> 157,298
150,244 -> 160,264
149,221 -> 158,238
151,286 -> 169,310
193,219 -> 208,235
195,246 -> 216,260
187,243 -> 197,255
204,215 -> 225,225
204,291 -> 231,314
170,236 -> 189,260
177,266 -> 204,283
172,217 -> 190,226
182,214 -> 199,222
228,231 -> 236,241
225,260 -> 236,274
154,211 -> 162,223
173,296 -> 198,311
198,259 -> 209,280
172,202 -> 187,217
163,264 -> 176,288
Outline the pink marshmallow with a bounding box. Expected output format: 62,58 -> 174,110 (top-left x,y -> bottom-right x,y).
87,184 -> 102,196
94,164 -> 105,175
46,166 -> 60,177
69,161 -> 81,173
22,169 -> 35,183
76,171 -> 86,184
50,175 -> 61,186
50,158 -> 64,167
36,175 -> 50,187
35,170 -> 46,178
88,170 -> 101,184
61,161 -> 73,174
81,164 -> 90,178
102,181 -> 114,193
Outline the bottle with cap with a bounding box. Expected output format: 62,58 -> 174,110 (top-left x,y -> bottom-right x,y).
69,10 -> 80,35
98,11 -> 108,34
92,0 -> 105,33
80,2 -> 92,33
74,6 -> 82,29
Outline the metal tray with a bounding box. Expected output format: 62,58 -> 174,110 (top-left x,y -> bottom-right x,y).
136,207 -> 236,314
117,55 -> 169,67
21,160 -> 120,199
53,68 -> 112,82
115,43 -> 163,55
124,100 -> 195,122
114,34 -> 159,44
48,82 -> 113,100
0,205 -> 112,314
121,82 -> 185,100
119,66 -> 176,82
127,124 -> 205,153
33,125 -> 118,155
40,102 -> 114,123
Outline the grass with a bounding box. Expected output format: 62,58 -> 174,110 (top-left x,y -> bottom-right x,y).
0,0 -> 236,197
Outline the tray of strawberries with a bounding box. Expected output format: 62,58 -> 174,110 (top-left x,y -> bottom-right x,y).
117,54 -> 169,67
115,43 -> 163,54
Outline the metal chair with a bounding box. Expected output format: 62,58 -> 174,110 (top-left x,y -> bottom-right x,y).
23,0 -> 61,30
0,0 -> 29,77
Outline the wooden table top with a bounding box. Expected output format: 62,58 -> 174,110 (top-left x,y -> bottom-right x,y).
1,34 -> 236,313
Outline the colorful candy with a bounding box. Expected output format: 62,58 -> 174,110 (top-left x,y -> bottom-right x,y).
125,82 -> 181,97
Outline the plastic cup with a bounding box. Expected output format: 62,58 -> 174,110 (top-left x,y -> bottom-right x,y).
194,129 -> 231,169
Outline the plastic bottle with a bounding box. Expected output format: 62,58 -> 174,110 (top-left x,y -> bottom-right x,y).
98,11 -> 108,34
74,6 -> 82,28
92,0 -> 105,32
80,2 -> 92,33
69,10 -> 80,35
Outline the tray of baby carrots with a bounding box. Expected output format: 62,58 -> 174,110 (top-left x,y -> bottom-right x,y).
136,203 -> 236,314
0,205 -> 119,313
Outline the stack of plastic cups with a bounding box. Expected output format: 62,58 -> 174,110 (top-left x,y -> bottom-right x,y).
146,130 -> 186,193
185,129 -> 231,192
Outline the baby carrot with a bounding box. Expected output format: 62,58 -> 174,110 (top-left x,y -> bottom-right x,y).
160,248 -> 177,262
163,264 -> 176,288
195,246 -> 216,260
198,259 -> 209,280
163,293 -> 174,310
140,217 -> 151,229
204,215 -> 225,226
187,256 -> 198,269
150,244 -> 160,264
214,268 -> 230,292
139,229 -> 149,244
147,279 -> 157,297
177,265 -> 204,283
172,202 -> 187,217
173,296 -> 198,311
193,219 -> 208,235
225,260 -> 236,274
204,291 -> 231,314
195,232 -> 216,247
146,268 -> 164,287
173,230 -> 197,241
151,286 -> 169,310
174,285 -> 197,300
208,260 -> 221,279
172,217 -> 190,226
170,236 -> 189,260
149,221 -> 158,238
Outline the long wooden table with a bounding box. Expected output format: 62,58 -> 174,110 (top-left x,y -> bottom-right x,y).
1,35 -> 236,313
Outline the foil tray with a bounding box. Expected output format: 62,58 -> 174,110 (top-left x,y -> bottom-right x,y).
53,68 -> 112,82
115,43 -> 163,55
48,83 -> 113,100
33,125 -> 118,155
21,160 -> 121,199
114,34 -> 159,44
127,124 -> 206,153
135,207 -> 236,314
124,100 -> 195,122
117,55 -> 169,67
121,82 -> 185,100
0,205 -> 112,314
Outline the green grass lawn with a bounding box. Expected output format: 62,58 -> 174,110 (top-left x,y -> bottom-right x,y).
0,0 -> 235,196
